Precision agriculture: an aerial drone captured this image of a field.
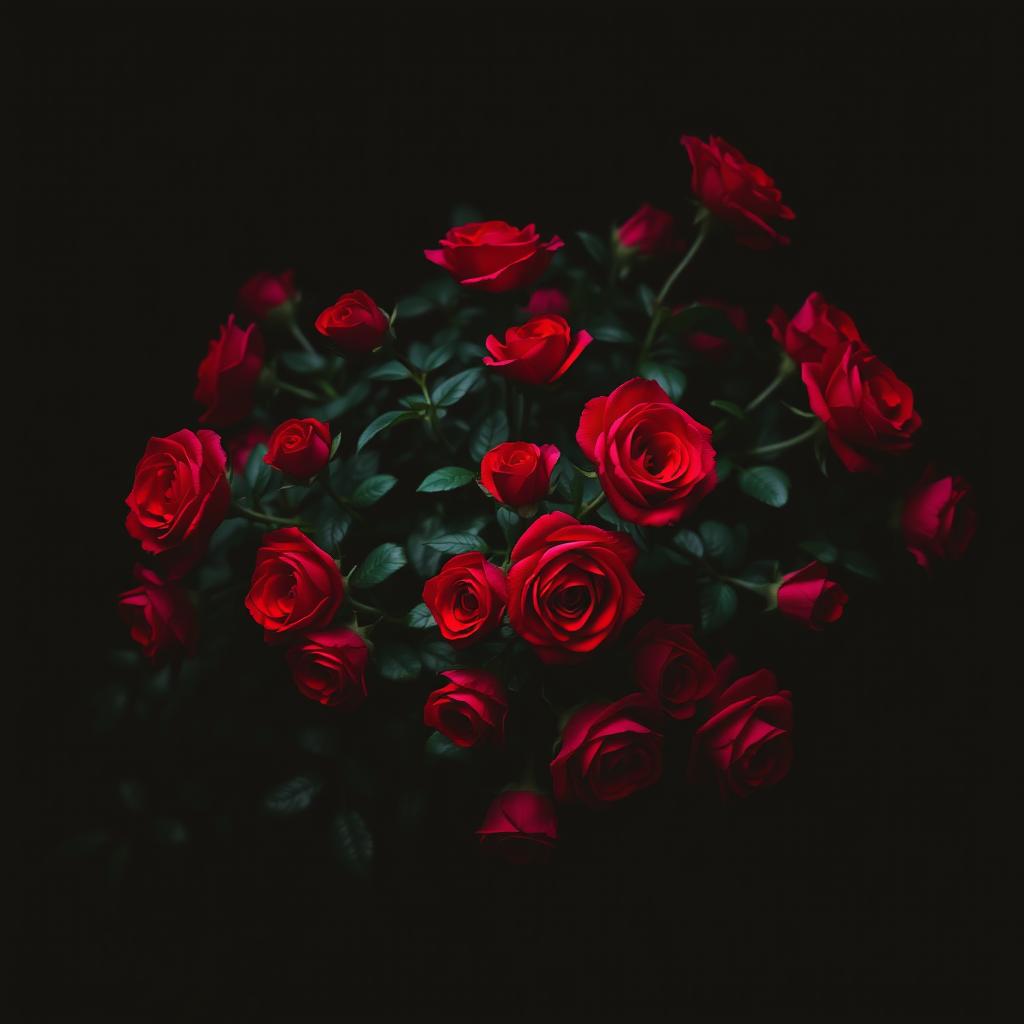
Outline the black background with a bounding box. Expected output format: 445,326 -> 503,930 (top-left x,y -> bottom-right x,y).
17,6 -> 1000,1019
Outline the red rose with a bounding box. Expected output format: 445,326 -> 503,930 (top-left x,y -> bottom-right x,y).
577,377 -> 716,527
118,565 -> 198,662
551,694 -> 663,806
767,292 -> 863,365
194,315 -> 265,428
525,288 -> 570,317
424,220 -> 564,293
314,290 -> 389,353
226,422 -> 271,474
422,552 -> 507,648
236,270 -> 297,321
680,134 -> 795,248
479,442 -> 560,509
245,527 -> 344,639
901,470 -> 976,570
632,621 -> 717,720
423,668 -> 508,748
507,512 -> 643,664
615,202 -> 675,255
483,314 -> 592,385
476,791 -> 558,863
776,561 -> 847,630
689,668 -> 793,798
124,428 -> 230,578
802,341 -> 921,472
687,298 -> 748,360
264,418 -> 332,479
285,627 -> 368,709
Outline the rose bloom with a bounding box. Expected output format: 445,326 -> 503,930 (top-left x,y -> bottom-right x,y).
194,315 -> 265,428
264,418 -> 332,479
476,791 -> 558,863
124,428 -> 230,578
118,565 -> 198,662
633,621 -> 717,720
245,527 -> 344,639
680,134 -> 795,248
479,442 -> 560,509
551,694 -> 663,806
226,423 -> 271,474
425,219 -> 563,293
802,341 -> 921,472
767,292 -> 864,365
285,627 -> 368,709
902,471 -> 976,570
526,288 -> 570,317
687,298 -> 748,360
314,290 -> 389,353
615,202 -> 675,255
236,270 -> 297,321
422,551 -> 507,648
689,668 -> 793,798
483,314 -> 592,385
507,512 -> 643,664
577,377 -> 716,527
423,669 -> 508,748
776,561 -> 847,630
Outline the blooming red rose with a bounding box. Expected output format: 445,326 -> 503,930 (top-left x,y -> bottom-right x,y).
616,202 -> 675,255
422,552 -> 507,648
689,668 -> 793,798
194,315 -> 265,428
425,220 -> 563,293
314,290 -> 389,353
551,693 -> 663,806
124,428 -> 230,578
424,668 -> 508,748
632,621 -> 717,720
507,512 -> 643,664
577,377 -> 716,527
902,470 -> 976,570
767,292 -> 864,365
118,565 -> 198,662
483,314 -> 592,385
236,270 -> 297,321
226,423 -> 271,474
526,288 -> 570,317
479,442 -> 560,509
264,418 -> 332,479
687,298 -> 748,360
802,341 -> 921,472
680,134 -> 795,248
285,626 -> 368,709
776,561 -> 847,630
477,791 -> 558,863
245,527 -> 344,639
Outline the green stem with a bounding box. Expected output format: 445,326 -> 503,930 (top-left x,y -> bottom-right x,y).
746,421 -> 823,457
275,378 -> 319,401
745,357 -> 795,413
384,331 -> 454,453
289,322 -> 317,355
348,596 -> 403,624
230,503 -> 304,528
655,214 -> 711,307
578,492 -> 607,521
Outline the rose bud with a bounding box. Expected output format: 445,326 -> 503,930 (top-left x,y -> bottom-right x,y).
423,668 -> 508,748
551,694 -> 663,806
901,470 -> 976,570
483,314 -> 592,386
680,134 -> 795,248
615,202 -> 675,255
687,298 -> 747,360
476,791 -> 558,863
124,428 -> 230,578
507,512 -> 644,665
689,668 -> 793,798
525,288 -> 570,317
314,290 -> 389,353
424,219 -> 563,293
767,292 -> 865,365
632,621 -> 717,720
245,528 -> 344,640
194,315 -> 265,428
422,552 -> 507,648
577,377 -> 716,527
479,442 -> 560,510
264,418 -> 332,479
236,270 -> 297,322
226,422 -> 271,474
118,565 -> 198,662
285,627 -> 368,709
775,561 -> 847,630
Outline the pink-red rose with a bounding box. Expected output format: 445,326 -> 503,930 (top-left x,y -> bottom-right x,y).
902,471 -> 976,569
264,418 -> 332,479
479,442 -> 560,509
577,377 -> 716,527
236,270 -> 297,321
767,292 -> 864,365
525,288 -> 570,317
194,315 -> 265,428
226,423 -> 271,474
483,314 -> 592,385
632,621 -> 717,720
477,791 -> 558,863
314,290 -> 389,353
423,668 -> 508,748
615,202 -> 675,255
776,561 -> 847,630
422,552 -> 507,648
285,627 -> 368,709
118,565 -> 198,662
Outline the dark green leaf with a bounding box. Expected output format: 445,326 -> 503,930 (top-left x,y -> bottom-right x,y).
278,350 -> 328,374
348,543 -> 407,588
350,474 -> 398,508
799,540 -> 839,564
590,323 -> 636,344
311,380 -> 372,421
425,730 -> 471,762
431,368 -> 483,407
395,295 -> 434,319
357,410 -> 418,452
418,639 -> 456,672
841,550 -> 883,581
782,401 -> 819,419
405,603 -> 436,629
375,642 -> 421,680
244,443 -> 272,497
699,581 -> 738,631
469,409 -> 509,463
366,360 -> 412,381
425,533 -> 488,555
577,229 -> 610,265
710,399 -> 746,419
739,466 -> 790,508
673,527 -> 705,559
638,284 -> 657,317
331,811 -> 373,879
639,362 -> 687,402
417,466 -> 476,493
421,342 -> 457,373
265,775 -> 322,816
698,520 -> 734,562
329,433 -> 344,460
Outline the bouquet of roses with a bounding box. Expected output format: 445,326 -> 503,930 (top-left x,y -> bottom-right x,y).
117,133 -> 975,866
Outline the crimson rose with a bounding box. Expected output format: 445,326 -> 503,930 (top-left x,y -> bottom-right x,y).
264,418 -> 332,479
194,315 -> 265,427
776,561 -> 847,630
227,423 -> 271,474
422,552 -> 507,648
476,791 -> 558,863
423,669 -> 508,748
118,565 -> 198,662
687,298 -> 747,360
314,290 -> 389,353
525,288 -> 569,317
615,202 -> 675,255
633,621 -> 717,720
767,292 -> 863,365
479,442 -> 560,509
236,270 -> 296,321
285,627 -> 368,709
902,471 -> 976,570
483,314 -> 592,385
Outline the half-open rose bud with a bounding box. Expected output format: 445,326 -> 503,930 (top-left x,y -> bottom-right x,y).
315,290 -> 389,353
901,470 -> 976,570
264,418 -> 332,479
479,442 -> 559,509
194,315 -> 265,428
483,315 -> 592,385
118,565 -> 198,662
422,552 -> 507,648
285,627 -> 368,709
775,561 -> 847,630
477,791 -> 558,863
424,668 -> 508,748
